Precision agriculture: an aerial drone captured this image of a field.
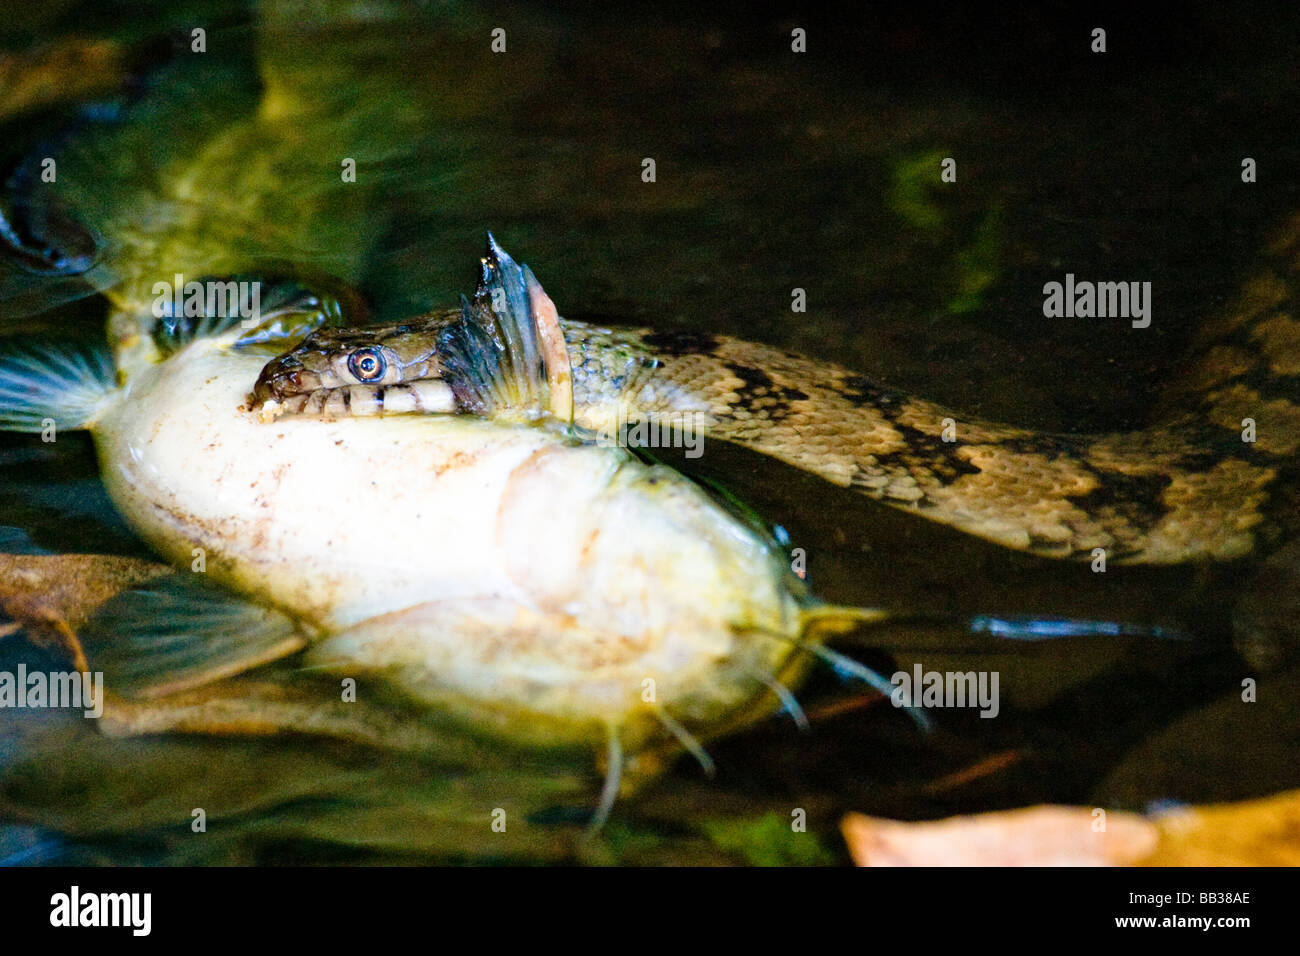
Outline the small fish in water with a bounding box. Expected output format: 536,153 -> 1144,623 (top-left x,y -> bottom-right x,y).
0,198 -> 101,277
0,130 -> 102,277
0,240 -> 902,823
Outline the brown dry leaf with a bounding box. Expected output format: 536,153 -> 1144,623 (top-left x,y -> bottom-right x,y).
842,806 -> 1158,866
0,552 -> 170,670
843,788 -> 1300,866
1141,789 -> 1300,866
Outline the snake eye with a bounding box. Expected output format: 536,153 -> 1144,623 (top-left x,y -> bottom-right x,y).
347,347 -> 387,382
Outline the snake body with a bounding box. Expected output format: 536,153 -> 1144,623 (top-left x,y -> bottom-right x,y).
254,215 -> 1300,566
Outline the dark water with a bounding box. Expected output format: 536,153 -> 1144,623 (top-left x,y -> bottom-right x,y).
0,1 -> 1298,864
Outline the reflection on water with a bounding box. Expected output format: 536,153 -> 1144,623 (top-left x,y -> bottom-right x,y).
1,1 -> 1299,863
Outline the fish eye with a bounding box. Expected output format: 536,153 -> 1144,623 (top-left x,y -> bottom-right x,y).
347,347 -> 387,382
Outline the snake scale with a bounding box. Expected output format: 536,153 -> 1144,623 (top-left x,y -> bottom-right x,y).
253,213 -> 1300,566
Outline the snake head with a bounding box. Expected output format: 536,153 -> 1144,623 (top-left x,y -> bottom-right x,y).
251,314 -> 460,418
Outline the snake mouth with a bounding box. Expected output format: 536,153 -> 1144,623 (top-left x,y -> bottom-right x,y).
255,378 -> 459,421
251,353 -> 334,407
252,353 -> 459,420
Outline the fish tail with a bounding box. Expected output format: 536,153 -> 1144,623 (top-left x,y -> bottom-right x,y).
0,341 -> 116,432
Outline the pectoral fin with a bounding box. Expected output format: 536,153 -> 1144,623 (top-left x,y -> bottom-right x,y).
439,234 -> 574,425
0,340 -> 116,432
80,574 -> 307,698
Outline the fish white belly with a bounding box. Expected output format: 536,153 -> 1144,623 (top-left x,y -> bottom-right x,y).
92,336 -> 569,629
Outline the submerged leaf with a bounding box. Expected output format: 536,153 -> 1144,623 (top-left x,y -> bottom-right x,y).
0,549 -> 169,670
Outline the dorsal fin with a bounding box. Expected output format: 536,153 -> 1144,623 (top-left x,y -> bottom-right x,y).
438,235 -> 574,425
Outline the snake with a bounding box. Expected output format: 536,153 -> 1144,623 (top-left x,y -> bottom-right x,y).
251,214 -> 1300,568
